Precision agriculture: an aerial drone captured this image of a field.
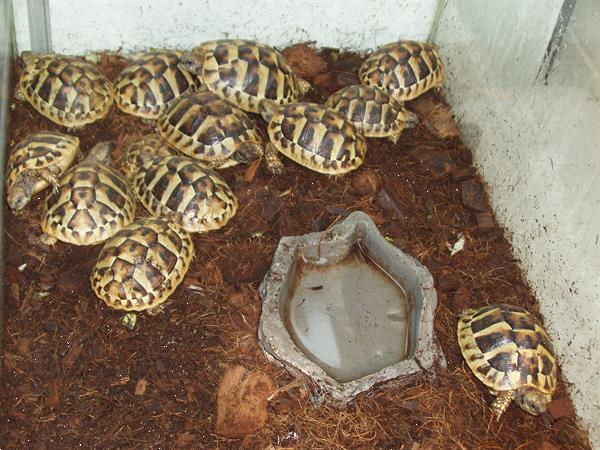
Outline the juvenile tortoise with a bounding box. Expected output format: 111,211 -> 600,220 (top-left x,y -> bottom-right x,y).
457,304 -> 557,420
178,39 -> 311,113
40,142 -> 137,246
115,50 -> 198,119
91,217 -> 193,314
325,85 -> 418,144
157,89 -> 263,168
6,131 -> 80,211
359,40 -> 444,102
15,53 -> 114,128
123,133 -> 173,171
124,135 -> 238,233
259,101 -> 366,175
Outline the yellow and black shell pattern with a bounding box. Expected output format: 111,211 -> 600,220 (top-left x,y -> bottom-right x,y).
457,304 -> 557,395
123,133 -> 173,173
41,152 -> 137,246
131,155 -> 238,233
5,131 -> 80,210
267,103 -> 366,175
115,50 -> 198,119
325,85 -> 412,141
91,217 -> 193,312
17,54 -> 114,127
359,40 -> 444,101
192,39 -> 307,113
157,90 -> 262,165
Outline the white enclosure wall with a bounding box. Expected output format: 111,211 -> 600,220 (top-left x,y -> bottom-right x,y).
12,0 -> 437,54
433,0 -> 600,447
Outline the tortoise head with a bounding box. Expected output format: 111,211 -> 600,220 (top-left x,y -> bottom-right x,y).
178,48 -> 205,76
20,51 -> 40,67
7,177 -> 36,211
235,141 -> 264,164
86,141 -> 115,165
515,387 -> 552,416
258,99 -> 280,123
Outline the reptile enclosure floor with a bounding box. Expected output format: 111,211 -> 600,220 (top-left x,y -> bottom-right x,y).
0,46 -> 591,449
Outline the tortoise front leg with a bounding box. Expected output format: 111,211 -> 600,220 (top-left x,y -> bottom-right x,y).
265,143 -> 284,175
387,130 -> 402,144
491,390 -> 514,421
39,166 -> 61,194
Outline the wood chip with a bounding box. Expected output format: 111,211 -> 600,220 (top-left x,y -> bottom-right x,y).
62,343 -> 83,369
244,158 -> 261,183
134,378 -> 148,396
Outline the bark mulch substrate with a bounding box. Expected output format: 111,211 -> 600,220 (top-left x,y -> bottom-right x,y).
0,46 -> 591,449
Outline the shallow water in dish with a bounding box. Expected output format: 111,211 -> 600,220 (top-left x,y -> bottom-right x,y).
284,253 -> 412,383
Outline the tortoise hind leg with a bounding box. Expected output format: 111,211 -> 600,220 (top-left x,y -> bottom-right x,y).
491,390 -> 514,421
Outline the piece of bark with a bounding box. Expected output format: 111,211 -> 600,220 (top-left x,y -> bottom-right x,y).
215,365 -> 276,438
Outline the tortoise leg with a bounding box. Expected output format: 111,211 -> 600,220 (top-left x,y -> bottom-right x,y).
297,78 -> 312,95
204,158 -> 239,169
146,303 -> 166,316
491,390 -> 514,421
264,143 -> 284,175
387,130 -> 402,144
39,233 -> 58,246
39,167 -> 61,194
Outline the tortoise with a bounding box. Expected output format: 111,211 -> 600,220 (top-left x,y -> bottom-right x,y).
91,217 -> 193,314
178,39 -> 311,113
124,135 -> 238,233
157,89 -> 263,168
259,101 -> 367,175
123,133 -> 173,172
325,85 -> 419,144
15,52 -> 114,128
115,50 -> 198,119
359,40 -> 444,102
5,131 -> 80,211
457,304 -> 557,420
40,142 -> 137,246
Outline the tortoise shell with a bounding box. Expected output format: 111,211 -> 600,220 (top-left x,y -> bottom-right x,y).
457,304 -> 557,395
157,90 -> 263,167
180,39 -> 309,113
6,131 -> 80,210
17,54 -> 114,127
41,147 -> 137,245
91,217 -> 193,312
359,40 -> 444,101
123,133 -> 173,173
131,154 -> 238,233
325,85 -> 414,142
115,50 -> 198,119
265,102 -> 366,175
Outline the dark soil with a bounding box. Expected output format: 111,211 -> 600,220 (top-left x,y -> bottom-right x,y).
0,47 -> 591,449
